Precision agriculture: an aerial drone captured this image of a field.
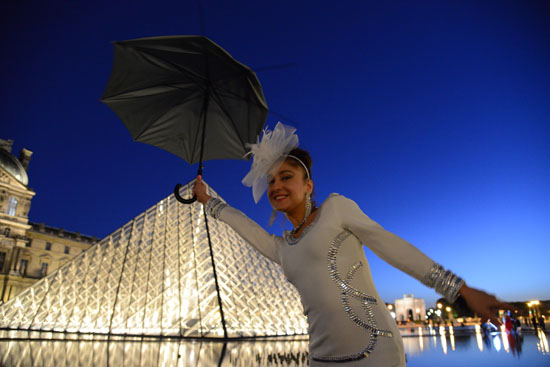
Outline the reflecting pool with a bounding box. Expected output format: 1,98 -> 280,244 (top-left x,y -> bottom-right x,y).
403,328 -> 549,367
1,329 -> 548,366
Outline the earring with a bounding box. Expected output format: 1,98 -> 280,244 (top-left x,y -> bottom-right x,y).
268,208 -> 277,226
305,192 -> 312,219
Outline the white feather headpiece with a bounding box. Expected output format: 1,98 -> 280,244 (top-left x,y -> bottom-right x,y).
242,122 -> 300,203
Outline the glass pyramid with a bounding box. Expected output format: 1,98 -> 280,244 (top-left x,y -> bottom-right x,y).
0,181 -> 308,338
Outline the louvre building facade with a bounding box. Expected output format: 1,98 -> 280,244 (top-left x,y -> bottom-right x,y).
0,139 -> 98,303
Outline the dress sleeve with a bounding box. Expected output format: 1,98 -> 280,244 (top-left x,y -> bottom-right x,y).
334,195 -> 464,303
204,198 -> 281,265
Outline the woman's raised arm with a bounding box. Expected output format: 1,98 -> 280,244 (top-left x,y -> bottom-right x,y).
193,175 -> 281,265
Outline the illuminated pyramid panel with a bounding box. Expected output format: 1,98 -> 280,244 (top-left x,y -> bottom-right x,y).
0,181 -> 308,338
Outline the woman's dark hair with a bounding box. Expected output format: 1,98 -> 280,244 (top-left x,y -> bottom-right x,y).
286,147 -> 313,181
285,148 -> 318,210
286,148 -> 317,207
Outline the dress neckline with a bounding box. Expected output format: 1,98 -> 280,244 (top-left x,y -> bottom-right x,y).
283,194 -> 336,245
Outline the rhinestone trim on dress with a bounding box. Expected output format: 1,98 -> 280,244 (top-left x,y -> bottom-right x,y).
312,230 -> 393,362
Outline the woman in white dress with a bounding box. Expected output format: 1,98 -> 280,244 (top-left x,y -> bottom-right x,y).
193,123 -> 509,367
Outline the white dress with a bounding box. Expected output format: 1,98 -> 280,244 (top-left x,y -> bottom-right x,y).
207,194 -> 464,367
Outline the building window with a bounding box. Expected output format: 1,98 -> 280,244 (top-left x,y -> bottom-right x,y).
0,252 -> 6,272
45,242 -> 52,251
3,228 -> 9,237
25,241 -> 31,247
6,197 -> 18,216
19,259 -> 28,276
64,246 -> 70,254
40,263 -> 48,277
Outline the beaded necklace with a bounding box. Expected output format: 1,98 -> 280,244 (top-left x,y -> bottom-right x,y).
289,207 -> 317,237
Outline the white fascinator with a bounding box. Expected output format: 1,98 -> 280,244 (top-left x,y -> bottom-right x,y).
242,122 -> 299,203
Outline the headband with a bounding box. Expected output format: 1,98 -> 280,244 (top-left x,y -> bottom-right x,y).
285,154 -> 311,180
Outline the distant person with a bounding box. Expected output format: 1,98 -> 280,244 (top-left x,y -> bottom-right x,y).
539,316 -> 546,331
532,315 -> 538,330
514,317 -> 521,334
193,122 -> 512,367
505,311 -> 514,333
482,320 -> 498,335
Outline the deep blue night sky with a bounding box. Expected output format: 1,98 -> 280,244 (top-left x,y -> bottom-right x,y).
1,1 -> 548,306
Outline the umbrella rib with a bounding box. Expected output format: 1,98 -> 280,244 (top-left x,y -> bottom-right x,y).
209,88 -> 247,151
103,83 -> 205,102
134,46 -> 208,84
212,82 -> 299,131
205,67 -> 263,100
211,83 -> 268,115
190,96 -> 207,164
131,91 -> 203,142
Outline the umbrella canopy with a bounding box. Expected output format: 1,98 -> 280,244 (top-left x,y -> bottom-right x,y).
101,35 -> 268,165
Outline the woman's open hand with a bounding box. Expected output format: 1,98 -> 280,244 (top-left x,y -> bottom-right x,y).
459,284 -> 514,325
193,175 -> 211,204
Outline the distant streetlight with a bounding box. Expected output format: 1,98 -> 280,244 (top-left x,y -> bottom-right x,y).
528,300 -> 541,317
445,306 -> 453,321
387,304 -> 393,310
437,303 -> 443,309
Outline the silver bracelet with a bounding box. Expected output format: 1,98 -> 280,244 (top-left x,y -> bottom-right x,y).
205,197 -> 227,219
422,263 -> 465,303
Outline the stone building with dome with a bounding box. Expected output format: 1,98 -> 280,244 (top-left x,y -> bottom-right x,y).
0,138 -> 98,302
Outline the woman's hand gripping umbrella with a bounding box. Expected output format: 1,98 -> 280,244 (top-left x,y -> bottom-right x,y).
193,175 -> 211,204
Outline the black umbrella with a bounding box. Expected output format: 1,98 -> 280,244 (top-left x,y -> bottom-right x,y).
102,35 -> 268,203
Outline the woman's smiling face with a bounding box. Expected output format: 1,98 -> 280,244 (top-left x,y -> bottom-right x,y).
267,159 -> 312,214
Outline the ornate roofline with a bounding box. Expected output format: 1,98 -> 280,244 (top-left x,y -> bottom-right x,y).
27,222 -> 99,245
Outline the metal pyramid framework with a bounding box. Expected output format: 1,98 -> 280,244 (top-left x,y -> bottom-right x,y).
0,181 -> 308,338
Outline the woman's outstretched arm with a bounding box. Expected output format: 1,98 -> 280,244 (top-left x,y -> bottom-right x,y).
335,194 -> 511,325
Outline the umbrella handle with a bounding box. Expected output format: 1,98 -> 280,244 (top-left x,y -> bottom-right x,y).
174,184 -> 197,204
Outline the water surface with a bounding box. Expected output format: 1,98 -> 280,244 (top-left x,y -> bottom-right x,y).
1,329 -> 548,366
